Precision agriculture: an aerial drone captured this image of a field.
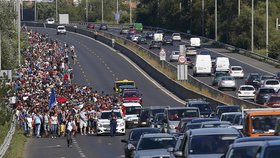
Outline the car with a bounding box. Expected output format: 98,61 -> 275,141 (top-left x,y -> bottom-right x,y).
176,128 -> 243,158
57,25 -> 66,35
131,34 -> 141,42
184,122 -> 203,132
118,85 -> 137,95
171,33 -> 181,41
215,57 -> 230,73
198,50 -> 211,55
245,73 -> 261,87
264,95 -> 280,107
126,32 -> 135,40
185,46 -> 197,56
175,117 -> 196,133
163,107 -> 200,133
163,36 -> 173,45
120,27 -> 129,34
114,79 -> 136,93
136,36 -> 147,44
169,51 -> 180,62
168,135 -> 184,158
234,136 -> 280,143
128,28 -> 137,34
145,32 -> 154,39
46,18 -> 55,24
99,23 -> 108,30
137,109 -> 150,127
262,79 -> 280,92
254,87 -> 276,104
132,133 -> 176,158
151,112 -> 165,130
212,71 -> 230,86
193,54 -> 212,77
237,85 -> 256,100
121,103 -> 142,128
186,57 -> 193,68
185,99 -> 214,117
276,71 -> 280,81
259,75 -> 276,85
200,121 -> 231,128
133,23 -> 143,32
229,66 -> 244,79
218,76 -> 237,91
121,128 -> 161,158
215,105 -> 241,119
220,112 -> 242,124
148,40 -> 162,49
86,23 -> 95,29
96,110 -> 125,135
121,89 -> 142,104
190,37 -> 201,47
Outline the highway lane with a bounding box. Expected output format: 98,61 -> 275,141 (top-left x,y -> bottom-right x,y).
99,26 -> 278,100
24,27 -> 184,158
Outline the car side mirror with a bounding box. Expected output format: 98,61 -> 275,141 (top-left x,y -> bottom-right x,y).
167,147 -> 174,152
173,151 -> 183,157
121,139 -> 128,143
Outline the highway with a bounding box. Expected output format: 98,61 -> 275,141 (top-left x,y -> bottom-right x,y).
96,26 -> 279,99
24,27 -> 184,158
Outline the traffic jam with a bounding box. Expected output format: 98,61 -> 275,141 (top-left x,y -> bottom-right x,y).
85,23 -> 280,158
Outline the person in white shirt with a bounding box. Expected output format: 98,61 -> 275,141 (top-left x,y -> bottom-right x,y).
50,112 -> 59,138
66,115 -> 76,148
79,108 -> 88,135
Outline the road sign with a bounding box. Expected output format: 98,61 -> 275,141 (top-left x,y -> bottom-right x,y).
178,55 -> 186,64
179,45 -> 185,55
159,48 -> 166,61
177,65 -> 188,80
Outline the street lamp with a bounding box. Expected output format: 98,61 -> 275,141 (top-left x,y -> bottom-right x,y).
201,0 -> 205,36
238,0 -> 240,16
34,0 -> 37,21
129,0 -> 132,24
251,0 -> 254,52
116,0 -> 119,24
102,0 -> 104,23
265,0 -> 268,55
17,0 -> 21,66
86,0 -> 88,22
215,0 -> 217,41
56,0 -> 58,22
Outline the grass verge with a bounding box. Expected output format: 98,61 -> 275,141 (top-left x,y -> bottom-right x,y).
3,128 -> 27,158
0,119 -> 11,145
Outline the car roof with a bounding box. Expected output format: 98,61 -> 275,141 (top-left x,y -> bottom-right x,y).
101,110 -> 121,113
141,133 -> 174,138
166,107 -> 198,110
191,118 -> 219,122
234,136 -> 280,143
200,121 -> 231,125
189,127 -> 240,135
221,112 -> 242,115
122,103 -> 142,107
216,105 -> 240,108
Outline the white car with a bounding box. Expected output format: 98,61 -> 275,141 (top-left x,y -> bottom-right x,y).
185,46 -> 197,56
57,26 -> 66,35
46,18 -> 55,24
169,51 -> 180,62
122,102 -> 142,128
237,85 -> 255,100
131,34 -> 141,42
262,79 -> 280,92
172,33 -> 181,41
229,66 -> 244,79
96,110 -> 125,135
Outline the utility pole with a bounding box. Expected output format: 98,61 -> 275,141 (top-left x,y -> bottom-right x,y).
215,0 -> 217,41
34,0 -> 36,21
21,0 -> 23,20
157,0 -> 159,27
0,31 -> 2,70
266,0 -> 268,56
86,0 -> 88,22
17,0 -> 21,66
201,0 -> 205,36
102,0 -> 104,23
116,0 -> 119,24
251,0 -> 254,52
129,0 -> 132,24
238,0 -> 240,16
56,0 -> 58,22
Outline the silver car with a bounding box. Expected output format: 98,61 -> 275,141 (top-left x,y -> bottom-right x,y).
132,133 -> 176,158
218,76 -> 236,91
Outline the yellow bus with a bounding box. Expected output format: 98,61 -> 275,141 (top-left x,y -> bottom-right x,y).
113,80 -> 136,93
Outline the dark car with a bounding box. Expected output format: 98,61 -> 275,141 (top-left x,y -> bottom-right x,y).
176,117 -> 196,133
198,50 -> 211,55
163,36 -> 173,45
245,73 -> 261,87
185,99 -> 214,117
254,87 -> 275,104
121,128 -> 161,158
145,32 -> 154,39
126,32 -> 134,40
186,57 -> 193,68
215,105 -> 241,119
149,40 -> 162,49
87,23 -> 95,29
136,36 -> 147,44
120,27 -> 129,34
264,95 -> 280,107
99,23 -> 108,30
212,72 -> 230,86
276,71 -> 280,81
138,108 -> 151,127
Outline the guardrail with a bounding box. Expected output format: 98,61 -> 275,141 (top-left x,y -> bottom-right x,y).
0,115 -> 16,158
67,22 -> 280,67
23,22 -> 265,109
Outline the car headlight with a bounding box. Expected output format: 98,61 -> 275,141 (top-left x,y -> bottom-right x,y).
97,123 -> 102,127
120,122 -> 125,126
169,125 -> 175,129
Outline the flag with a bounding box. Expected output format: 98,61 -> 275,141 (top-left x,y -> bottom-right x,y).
48,88 -> 56,108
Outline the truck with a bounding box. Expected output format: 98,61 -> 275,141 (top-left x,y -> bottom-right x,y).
59,14 -> 69,25
133,23 -> 143,32
153,33 -> 163,42
190,37 -> 201,47
243,108 -> 280,137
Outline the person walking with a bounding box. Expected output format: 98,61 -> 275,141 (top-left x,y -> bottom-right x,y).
66,115 -> 76,148
50,112 -> 59,138
34,111 -> 42,138
79,108 -> 88,135
109,111 -> 117,137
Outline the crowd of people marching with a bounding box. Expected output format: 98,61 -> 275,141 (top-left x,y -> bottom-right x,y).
12,28 -> 122,147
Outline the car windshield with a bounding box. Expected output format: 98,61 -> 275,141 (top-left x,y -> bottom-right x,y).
100,112 -> 122,119
138,137 -> 176,150
251,115 -> 280,134
231,67 -> 242,71
216,72 -> 228,77
240,86 -> 255,91
228,146 -> 260,158
233,114 -> 243,125
167,109 -> 199,121
249,74 -> 260,80
221,114 -> 238,123
123,91 -> 140,98
116,82 -> 135,89
151,109 -> 165,116
201,123 -> 230,128
125,106 -> 141,115
189,134 -> 238,154
267,96 -> 280,102
155,114 -> 165,122
222,77 -> 234,80
217,107 -> 241,116
191,103 -> 212,112
263,146 -> 280,158
129,130 -> 160,141
173,51 -> 180,55
261,76 -> 275,80
58,27 -> 65,30
173,33 -> 180,36
265,80 -> 279,85
259,89 -> 275,94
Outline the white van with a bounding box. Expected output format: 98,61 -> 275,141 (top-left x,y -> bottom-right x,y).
190,37 -> 201,47
193,55 -> 212,76
215,57 -> 230,72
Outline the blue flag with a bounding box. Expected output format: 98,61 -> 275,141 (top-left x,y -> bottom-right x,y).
48,88 -> 56,108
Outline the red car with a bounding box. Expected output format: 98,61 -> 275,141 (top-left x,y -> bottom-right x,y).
264,95 -> 280,107
121,89 -> 142,104
87,23 -> 95,29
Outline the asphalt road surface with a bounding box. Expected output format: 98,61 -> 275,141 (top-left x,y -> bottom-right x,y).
24,27 -> 184,158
